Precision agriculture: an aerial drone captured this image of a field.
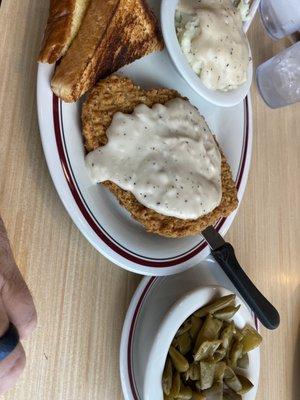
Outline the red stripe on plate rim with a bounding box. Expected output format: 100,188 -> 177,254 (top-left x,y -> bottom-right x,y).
52,95 -> 249,267
126,275 -> 259,400
127,277 -> 157,400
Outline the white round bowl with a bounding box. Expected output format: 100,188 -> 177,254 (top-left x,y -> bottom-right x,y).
143,286 -> 260,400
161,0 -> 253,108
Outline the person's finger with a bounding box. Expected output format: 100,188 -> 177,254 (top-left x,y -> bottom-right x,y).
0,218 -> 37,340
0,343 -> 26,394
1,269 -> 37,340
0,296 -> 9,337
0,297 -> 25,394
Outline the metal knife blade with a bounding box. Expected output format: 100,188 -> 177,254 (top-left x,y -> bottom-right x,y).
202,225 -> 225,250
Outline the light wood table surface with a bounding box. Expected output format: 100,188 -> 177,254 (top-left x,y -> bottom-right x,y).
0,2 -> 299,399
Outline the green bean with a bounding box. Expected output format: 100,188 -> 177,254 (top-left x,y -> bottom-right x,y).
196,363 -> 225,399
224,368 -> 242,393
176,383 -> 193,399
223,388 -> 242,400
162,295 -> 261,399
176,321 -> 192,337
214,305 -> 241,321
228,339 -> 243,369
224,365 -> 235,380
194,315 -> 223,352
170,371 -> 181,398
184,362 -> 200,381
169,346 -> 189,373
199,360 -> 216,390
194,295 -> 236,318
240,324 -> 262,353
220,321 -> 236,350
194,340 -> 222,362
190,316 -> 203,341
236,374 -> 254,394
177,332 -> 192,355
237,352 -> 249,369
191,392 -> 205,400
162,358 -> 173,395
214,361 -> 226,381
195,380 -> 201,392
164,394 -> 174,400
212,346 -> 226,362
202,381 -> 223,399
234,328 -> 244,342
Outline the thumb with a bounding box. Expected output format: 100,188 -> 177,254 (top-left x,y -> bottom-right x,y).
1,269 -> 37,340
0,219 -> 37,340
0,296 -> 26,394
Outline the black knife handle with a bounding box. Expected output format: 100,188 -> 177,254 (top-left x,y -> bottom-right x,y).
211,243 -> 280,330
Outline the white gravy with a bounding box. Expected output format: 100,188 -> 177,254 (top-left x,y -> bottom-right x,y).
86,98 -> 222,220
176,0 -> 249,91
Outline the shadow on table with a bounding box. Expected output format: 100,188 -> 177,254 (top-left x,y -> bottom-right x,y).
292,285 -> 300,400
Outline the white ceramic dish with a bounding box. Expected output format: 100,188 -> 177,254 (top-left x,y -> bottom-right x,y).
37,0 -> 253,276
161,0 -> 257,108
120,257 -> 260,400
244,0 -> 261,33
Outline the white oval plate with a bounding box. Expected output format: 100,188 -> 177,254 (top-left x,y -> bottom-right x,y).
37,0 -> 253,276
120,257 -> 260,400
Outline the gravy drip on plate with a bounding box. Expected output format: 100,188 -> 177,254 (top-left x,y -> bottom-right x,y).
86,98 -> 222,220
176,0 -> 249,91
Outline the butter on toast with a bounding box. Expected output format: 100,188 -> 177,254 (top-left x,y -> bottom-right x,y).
51,0 -> 164,103
39,0 -> 91,63
82,75 -> 238,238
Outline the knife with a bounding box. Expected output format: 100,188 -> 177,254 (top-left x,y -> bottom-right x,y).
202,225 -> 280,330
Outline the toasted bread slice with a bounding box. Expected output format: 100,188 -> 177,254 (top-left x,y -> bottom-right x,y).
82,75 -> 238,238
39,0 -> 91,63
51,0 -> 164,103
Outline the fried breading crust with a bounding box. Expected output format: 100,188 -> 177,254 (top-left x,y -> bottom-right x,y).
82,75 -> 238,237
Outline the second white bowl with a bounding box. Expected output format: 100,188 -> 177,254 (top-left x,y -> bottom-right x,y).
161,0 -> 254,108
143,285 -> 260,400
